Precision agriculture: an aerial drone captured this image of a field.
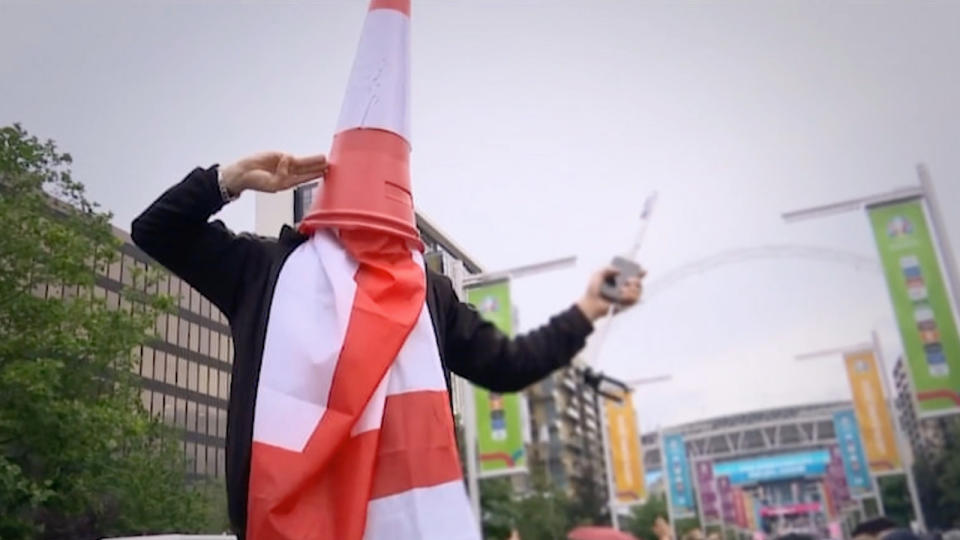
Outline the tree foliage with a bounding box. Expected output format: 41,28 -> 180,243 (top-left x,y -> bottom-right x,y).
624,493 -> 668,540
0,124 -> 226,539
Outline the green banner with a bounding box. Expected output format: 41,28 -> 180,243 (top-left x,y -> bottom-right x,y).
868,199 -> 960,416
465,280 -> 527,476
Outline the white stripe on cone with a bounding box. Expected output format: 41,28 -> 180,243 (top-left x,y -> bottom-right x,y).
336,9 -> 411,141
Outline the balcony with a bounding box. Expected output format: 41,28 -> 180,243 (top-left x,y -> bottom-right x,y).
565,406 -> 581,421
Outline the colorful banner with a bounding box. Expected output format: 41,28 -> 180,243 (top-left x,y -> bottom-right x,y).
466,280 -> 526,475
695,460 -> 721,522
605,391 -> 646,504
733,487 -> 748,529
744,494 -> 758,531
663,434 -> 696,517
826,445 -> 852,508
714,450 -> 829,485
843,350 -> 902,473
868,200 -> 960,416
718,475 -> 737,525
833,410 -> 873,496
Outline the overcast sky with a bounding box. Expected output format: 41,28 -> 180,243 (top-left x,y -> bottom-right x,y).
3,0 -> 959,430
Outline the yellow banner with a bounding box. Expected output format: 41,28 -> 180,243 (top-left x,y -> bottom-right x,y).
604,391 -> 645,504
843,350 -> 902,473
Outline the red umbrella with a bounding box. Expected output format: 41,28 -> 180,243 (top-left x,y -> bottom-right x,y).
568,526 -> 640,540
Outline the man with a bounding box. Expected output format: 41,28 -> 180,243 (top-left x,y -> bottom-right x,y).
131,152 -> 643,538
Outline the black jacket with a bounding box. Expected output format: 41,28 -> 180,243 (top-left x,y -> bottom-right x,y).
130,166 -> 593,536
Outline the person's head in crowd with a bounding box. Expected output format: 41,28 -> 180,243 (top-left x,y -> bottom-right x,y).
682,528 -> 704,540
880,529 -> 922,540
653,515 -> 672,540
852,517 -> 899,540
776,533 -> 816,540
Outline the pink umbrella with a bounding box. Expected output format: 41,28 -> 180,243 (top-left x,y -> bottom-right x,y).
568,526 -> 641,540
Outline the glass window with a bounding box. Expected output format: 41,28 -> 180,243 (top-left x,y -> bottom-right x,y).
180,284 -> 190,310
209,369 -> 219,399
227,339 -> 234,364
188,361 -> 198,392
207,405 -> 218,437
141,347 -> 154,379
198,365 -> 209,396
106,290 -> 119,310
108,258 -> 122,281
176,398 -> 186,428
201,297 -> 210,319
197,443 -> 207,476
220,335 -> 230,362
210,332 -> 220,360
217,409 -> 228,438
217,448 -> 226,478
157,273 -> 169,296
178,358 -> 188,389
187,401 -> 197,432
190,322 -> 200,352
141,390 -> 151,411
163,395 -> 175,425
219,372 -> 229,399
185,442 -> 197,473
200,327 -> 210,357
93,285 -> 106,300
155,315 -> 167,341
178,320 -> 189,349
190,288 -> 200,314
167,317 -> 179,346
208,446 -> 218,476
152,392 -> 162,418
197,403 -> 208,435
121,255 -> 134,286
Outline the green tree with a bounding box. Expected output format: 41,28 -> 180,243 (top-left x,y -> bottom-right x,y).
481,477 -> 520,540
514,474 -> 575,540
914,417 -> 960,530
624,493 -> 668,540
0,124 -> 225,539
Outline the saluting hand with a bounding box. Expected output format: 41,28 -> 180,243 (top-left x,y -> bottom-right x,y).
220,152 -> 328,197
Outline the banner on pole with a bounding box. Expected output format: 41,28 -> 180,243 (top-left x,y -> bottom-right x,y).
868,199 -> 960,416
663,433 -> 696,517
694,460 -> 721,523
605,391 -> 646,504
833,410 -> 873,496
465,280 -> 527,476
717,475 -> 737,525
842,350 -> 902,473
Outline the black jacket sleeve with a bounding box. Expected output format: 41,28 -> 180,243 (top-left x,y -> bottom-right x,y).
130,166 -> 271,319
435,273 -> 594,392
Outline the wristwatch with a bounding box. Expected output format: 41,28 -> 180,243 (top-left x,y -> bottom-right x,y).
217,166 -> 240,203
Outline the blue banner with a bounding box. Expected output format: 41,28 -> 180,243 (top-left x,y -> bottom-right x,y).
663,434 -> 696,517
833,410 -> 873,495
714,450 -> 829,484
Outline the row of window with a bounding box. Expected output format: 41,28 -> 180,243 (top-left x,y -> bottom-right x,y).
108,250 -> 228,325
138,346 -> 231,400
185,441 -> 226,478
140,389 -> 228,443
153,313 -> 233,364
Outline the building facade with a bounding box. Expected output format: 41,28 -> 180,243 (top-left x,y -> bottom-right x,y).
526,365 -> 608,503
893,357 -> 948,461
90,228 -> 233,479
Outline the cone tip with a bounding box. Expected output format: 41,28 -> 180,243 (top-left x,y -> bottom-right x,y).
369,0 -> 410,16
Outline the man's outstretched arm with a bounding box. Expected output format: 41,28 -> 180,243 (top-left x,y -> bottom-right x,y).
439,267 -> 643,392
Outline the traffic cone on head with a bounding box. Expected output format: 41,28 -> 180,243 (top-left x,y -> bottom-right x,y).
299,0 -> 422,250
